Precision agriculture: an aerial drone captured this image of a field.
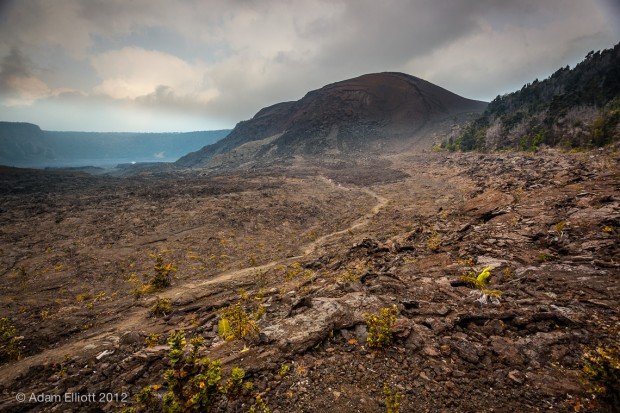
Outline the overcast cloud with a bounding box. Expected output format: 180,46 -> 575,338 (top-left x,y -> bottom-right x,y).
0,0 -> 618,132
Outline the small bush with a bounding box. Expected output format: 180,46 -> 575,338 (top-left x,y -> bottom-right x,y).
76,293 -> 92,302
0,317 -> 22,363
136,331 -> 248,412
365,305 -> 398,348
554,220 -> 567,235
150,298 -> 172,317
249,394 -> 270,413
134,255 -> 177,297
426,231 -> 441,251
151,254 -> 176,290
537,253 -> 556,262
582,345 -> 620,408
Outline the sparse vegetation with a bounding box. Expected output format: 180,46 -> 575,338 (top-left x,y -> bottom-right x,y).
133,255 -> 177,297
284,261 -> 313,280
0,317 -> 22,363
337,268 -> 361,283
76,292 -> 92,302
554,220 -> 567,236
365,305 -> 398,348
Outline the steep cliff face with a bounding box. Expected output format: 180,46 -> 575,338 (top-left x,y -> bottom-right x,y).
0,122 -> 53,164
176,72 -> 487,167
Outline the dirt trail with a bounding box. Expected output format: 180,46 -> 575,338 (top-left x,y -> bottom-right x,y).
0,180 -> 388,386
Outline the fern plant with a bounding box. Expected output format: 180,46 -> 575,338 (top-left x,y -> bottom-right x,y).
460,266 -> 502,304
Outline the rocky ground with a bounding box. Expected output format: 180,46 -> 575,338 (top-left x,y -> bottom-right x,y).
0,147 -> 618,412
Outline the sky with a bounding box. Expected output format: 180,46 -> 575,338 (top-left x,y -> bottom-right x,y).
0,0 -> 618,132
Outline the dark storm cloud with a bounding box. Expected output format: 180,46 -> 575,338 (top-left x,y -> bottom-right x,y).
0,0 -> 618,131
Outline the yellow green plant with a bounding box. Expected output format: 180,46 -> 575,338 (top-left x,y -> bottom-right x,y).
365,305 -> 398,348
537,253 -> 555,262
133,255 -> 177,297
383,383 -> 402,413
218,302 -> 263,341
278,363 -> 291,377
145,333 -> 160,347
582,345 -> 620,407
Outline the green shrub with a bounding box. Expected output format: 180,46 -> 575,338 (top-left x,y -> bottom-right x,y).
582,345 -> 620,407
217,302 -> 263,341
365,305 -> 398,348
136,331 -> 248,412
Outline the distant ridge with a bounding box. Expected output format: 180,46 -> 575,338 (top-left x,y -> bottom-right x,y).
0,122 -> 231,168
176,72 -> 487,168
